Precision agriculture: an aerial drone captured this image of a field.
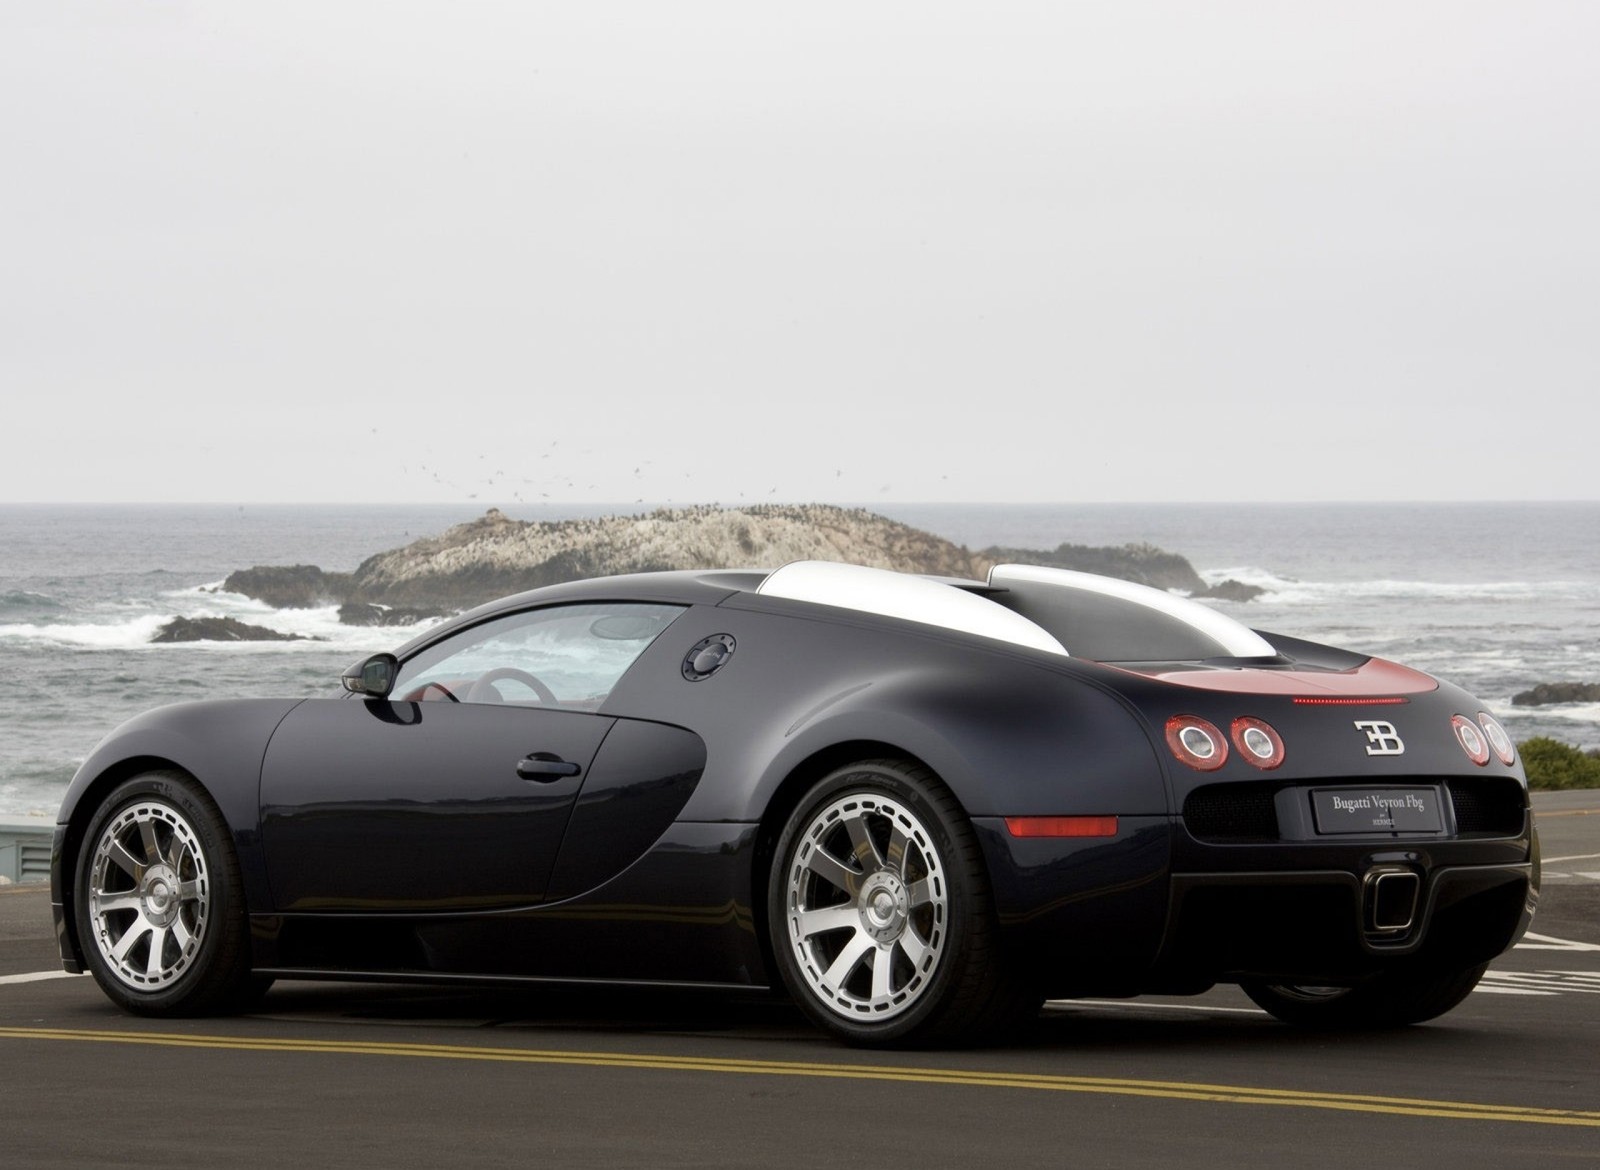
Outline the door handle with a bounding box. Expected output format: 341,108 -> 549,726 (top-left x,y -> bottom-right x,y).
517,752 -> 582,781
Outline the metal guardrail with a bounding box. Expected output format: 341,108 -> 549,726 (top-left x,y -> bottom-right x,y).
0,818 -> 54,885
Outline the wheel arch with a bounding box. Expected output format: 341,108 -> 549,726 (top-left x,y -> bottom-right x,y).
749,740 -> 945,992
51,699 -> 304,976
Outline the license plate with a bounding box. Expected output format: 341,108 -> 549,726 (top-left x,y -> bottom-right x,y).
1311,787 -> 1443,834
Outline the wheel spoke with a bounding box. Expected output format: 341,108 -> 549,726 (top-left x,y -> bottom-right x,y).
177,879 -> 203,903
171,918 -> 194,953
163,835 -> 192,871
107,840 -> 144,881
885,823 -> 912,877
905,877 -> 933,909
869,945 -> 893,1001
144,926 -> 169,979
844,811 -> 885,871
804,847 -> 857,895
110,919 -> 151,964
822,931 -> 875,989
93,891 -> 142,915
897,926 -> 929,971
138,817 -> 162,866
795,905 -> 858,940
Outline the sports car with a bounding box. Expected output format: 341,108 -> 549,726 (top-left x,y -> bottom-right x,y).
51,561 -> 1538,1045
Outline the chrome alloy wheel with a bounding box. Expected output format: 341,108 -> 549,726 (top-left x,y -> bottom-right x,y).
86,799 -> 211,991
784,792 -> 948,1021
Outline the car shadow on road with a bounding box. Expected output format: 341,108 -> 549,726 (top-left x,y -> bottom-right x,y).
235,979 -> 1521,1060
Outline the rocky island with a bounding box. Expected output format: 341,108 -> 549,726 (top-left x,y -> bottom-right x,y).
220,504 -> 1262,617
1512,682 -> 1600,707
151,616 -> 320,643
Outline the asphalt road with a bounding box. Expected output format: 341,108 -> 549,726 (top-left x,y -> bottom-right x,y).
2,792 -> 1596,1169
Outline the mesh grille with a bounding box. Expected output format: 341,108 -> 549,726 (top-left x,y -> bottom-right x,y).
1448,778 -> 1526,836
1183,785 -> 1280,843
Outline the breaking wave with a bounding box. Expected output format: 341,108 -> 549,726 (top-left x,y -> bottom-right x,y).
1199,567 -> 1597,606
0,582 -> 442,651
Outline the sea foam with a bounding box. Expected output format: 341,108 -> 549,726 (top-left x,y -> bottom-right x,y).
0,583 -> 441,652
1200,567 -> 1596,606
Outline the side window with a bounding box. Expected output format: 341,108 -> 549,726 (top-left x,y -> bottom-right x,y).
393,603 -> 684,709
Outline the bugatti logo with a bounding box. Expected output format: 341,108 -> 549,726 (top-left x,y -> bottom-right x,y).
1353,720 -> 1405,756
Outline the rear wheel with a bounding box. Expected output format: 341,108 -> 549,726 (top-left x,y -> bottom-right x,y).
1241,962 -> 1488,1029
767,759 -> 1038,1046
75,772 -> 257,1016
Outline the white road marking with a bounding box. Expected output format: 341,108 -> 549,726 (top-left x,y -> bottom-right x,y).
1540,852 -> 1600,864
0,971 -> 81,986
1514,932 -> 1600,952
1473,986 -> 1556,996
1478,971 -> 1600,996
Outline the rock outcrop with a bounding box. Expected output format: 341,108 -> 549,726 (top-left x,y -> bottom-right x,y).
219,564 -> 352,608
1512,682 -> 1600,707
1201,578 -> 1267,603
151,617 -> 318,643
222,504 -> 1244,615
977,540 -> 1207,593
339,505 -> 985,609
974,541 -> 1264,601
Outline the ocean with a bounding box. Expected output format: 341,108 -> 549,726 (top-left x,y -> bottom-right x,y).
2,501 -> 1597,819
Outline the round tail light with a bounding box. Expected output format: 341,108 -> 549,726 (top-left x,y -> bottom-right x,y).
1166,715 -> 1227,771
1231,717 -> 1286,770
1477,712 -> 1516,766
1451,714 -> 1490,765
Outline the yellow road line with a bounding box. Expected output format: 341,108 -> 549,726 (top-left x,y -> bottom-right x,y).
2,1026 -> 1597,1127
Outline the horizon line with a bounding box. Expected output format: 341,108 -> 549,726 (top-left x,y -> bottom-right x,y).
3,498 -> 1598,509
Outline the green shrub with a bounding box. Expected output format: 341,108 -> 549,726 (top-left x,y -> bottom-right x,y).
1518,737 -> 1600,791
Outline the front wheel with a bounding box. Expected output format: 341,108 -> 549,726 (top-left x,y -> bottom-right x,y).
767,759 -> 1038,1046
1241,962 -> 1489,1029
75,771 -> 256,1016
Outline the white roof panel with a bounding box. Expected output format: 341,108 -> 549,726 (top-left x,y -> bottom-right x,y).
988,563 -> 1276,659
756,561 -> 1068,656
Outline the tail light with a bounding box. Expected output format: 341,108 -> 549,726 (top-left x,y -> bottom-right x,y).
1166,715 -> 1227,771
1451,714 -> 1490,765
1477,712 -> 1516,766
1230,717 -> 1286,770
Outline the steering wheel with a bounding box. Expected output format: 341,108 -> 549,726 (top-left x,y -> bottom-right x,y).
464,666 -> 558,705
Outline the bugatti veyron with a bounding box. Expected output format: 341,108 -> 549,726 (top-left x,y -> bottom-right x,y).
52,562 -> 1538,1044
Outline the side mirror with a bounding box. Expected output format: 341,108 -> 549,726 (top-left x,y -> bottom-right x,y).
341,652 -> 399,698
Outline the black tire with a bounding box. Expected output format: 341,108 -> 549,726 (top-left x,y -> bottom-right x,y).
74,771 -> 257,1016
1241,962 -> 1489,1029
767,759 -> 1039,1046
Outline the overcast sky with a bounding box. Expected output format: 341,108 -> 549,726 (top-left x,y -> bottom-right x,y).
3,2 -> 1596,505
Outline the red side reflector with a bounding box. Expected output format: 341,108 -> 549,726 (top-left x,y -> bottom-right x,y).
1291,696 -> 1409,707
1004,816 -> 1119,838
